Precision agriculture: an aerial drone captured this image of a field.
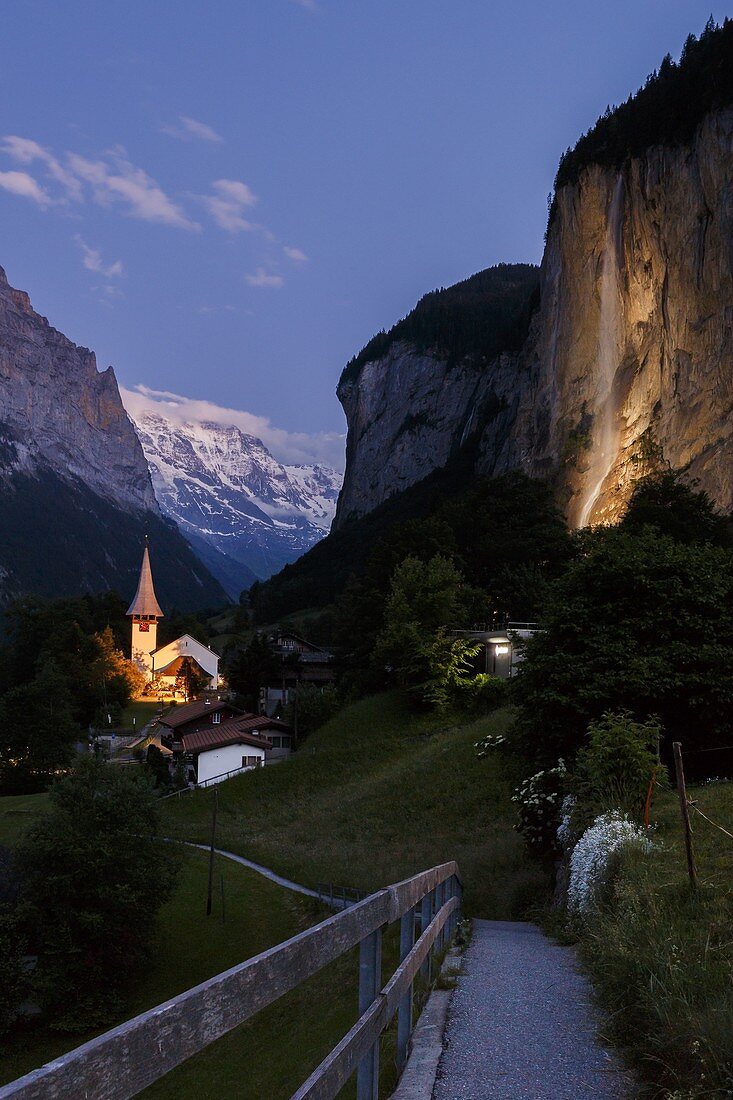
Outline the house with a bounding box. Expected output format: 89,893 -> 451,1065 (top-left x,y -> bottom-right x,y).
181,722 -> 270,786
452,622 -> 539,679
260,631 -> 335,716
151,634 -> 220,694
159,698 -> 294,783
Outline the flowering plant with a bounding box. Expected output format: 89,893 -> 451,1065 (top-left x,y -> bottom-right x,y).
474,731 -> 507,757
568,810 -> 653,915
511,761 -> 567,850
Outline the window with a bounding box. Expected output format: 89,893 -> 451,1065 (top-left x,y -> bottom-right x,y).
281,736 -> 291,748
270,736 -> 281,748
212,712 -> 221,725
242,755 -> 259,768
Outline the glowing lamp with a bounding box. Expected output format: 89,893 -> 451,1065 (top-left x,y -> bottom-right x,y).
495,644 -> 510,656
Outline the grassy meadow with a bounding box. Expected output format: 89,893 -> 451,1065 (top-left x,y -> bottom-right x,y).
162,693 -> 549,917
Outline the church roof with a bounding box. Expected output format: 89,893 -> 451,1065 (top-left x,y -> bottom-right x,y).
127,544 -> 164,618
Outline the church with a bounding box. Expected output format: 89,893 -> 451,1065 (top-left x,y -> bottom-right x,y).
127,541 -> 220,695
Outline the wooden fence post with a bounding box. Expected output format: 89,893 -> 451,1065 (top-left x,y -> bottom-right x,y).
419,893 -> 431,982
396,904 -> 416,1070
673,741 -> 698,889
357,927 -> 382,1100
206,786 -> 219,916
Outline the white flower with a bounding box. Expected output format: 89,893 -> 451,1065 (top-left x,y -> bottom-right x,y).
568,810 -> 652,914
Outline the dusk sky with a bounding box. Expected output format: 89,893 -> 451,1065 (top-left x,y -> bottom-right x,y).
1,1 -> 726,469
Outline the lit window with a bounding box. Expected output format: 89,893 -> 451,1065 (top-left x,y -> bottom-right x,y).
212,712 -> 221,724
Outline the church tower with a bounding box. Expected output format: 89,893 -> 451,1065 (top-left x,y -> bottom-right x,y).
127,538 -> 164,677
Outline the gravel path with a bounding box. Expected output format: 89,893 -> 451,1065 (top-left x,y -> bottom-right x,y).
433,919 -> 634,1100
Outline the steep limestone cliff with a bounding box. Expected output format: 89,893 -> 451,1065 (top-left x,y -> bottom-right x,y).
335,265 -> 538,525
0,266 -> 228,608
335,106 -> 733,528
511,107 -> 733,525
0,266 -> 156,512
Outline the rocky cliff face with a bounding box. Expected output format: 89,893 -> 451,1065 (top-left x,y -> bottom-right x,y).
510,106 -> 733,525
0,267 -> 157,512
336,106 -> 733,528
0,267 -> 228,609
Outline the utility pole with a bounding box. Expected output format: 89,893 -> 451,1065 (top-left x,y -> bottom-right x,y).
672,741 -> 698,889
206,786 -> 219,916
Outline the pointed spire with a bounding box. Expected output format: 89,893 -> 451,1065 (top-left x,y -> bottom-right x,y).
127,538 -> 164,618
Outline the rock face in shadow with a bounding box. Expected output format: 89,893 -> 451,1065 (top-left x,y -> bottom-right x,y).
335,107 -> 733,528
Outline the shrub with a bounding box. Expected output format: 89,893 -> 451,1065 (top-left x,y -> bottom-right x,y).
512,761 -> 567,850
454,674 -> 508,715
573,711 -> 666,822
18,757 -> 179,1030
568,810 -> 653,916
0,910 -> 26,1037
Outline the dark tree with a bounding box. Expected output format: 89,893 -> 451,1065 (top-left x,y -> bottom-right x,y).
19,758 -> 179,1030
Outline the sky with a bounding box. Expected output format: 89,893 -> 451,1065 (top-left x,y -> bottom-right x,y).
0,1 -> 728,470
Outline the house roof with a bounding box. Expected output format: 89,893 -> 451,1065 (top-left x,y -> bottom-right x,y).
127,544 -> 164,619
160,698 -> 239,730
182,719 -> 273,754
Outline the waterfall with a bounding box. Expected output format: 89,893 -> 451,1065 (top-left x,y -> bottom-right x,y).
577,176 -> 624,528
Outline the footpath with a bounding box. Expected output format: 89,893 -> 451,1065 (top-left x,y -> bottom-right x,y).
430,919 -> 633,1100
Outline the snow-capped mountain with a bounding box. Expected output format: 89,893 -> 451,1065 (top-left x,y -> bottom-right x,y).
127,409 -> 342,599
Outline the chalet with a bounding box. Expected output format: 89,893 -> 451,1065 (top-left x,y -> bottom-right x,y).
261,631 -> 335,716
159,698 -> 293,783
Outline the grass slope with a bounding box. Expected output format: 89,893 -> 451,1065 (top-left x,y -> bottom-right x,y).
164,693 -> 549,918
578,778 -> 733,1095
0,848 -> 328,1095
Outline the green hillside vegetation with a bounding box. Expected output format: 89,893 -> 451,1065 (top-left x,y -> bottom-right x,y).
0,846 -> 344,1098
163,693 -> 548,917
552,18 -> 733,199
340,263 -> 539,387
250,470 -> 571,634
576,778 -> 733,1094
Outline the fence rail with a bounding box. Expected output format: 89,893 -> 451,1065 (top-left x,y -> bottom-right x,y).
0,862 -> 461,1100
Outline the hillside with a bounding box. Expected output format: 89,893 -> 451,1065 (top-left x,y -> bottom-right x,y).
163,694 -> 550,917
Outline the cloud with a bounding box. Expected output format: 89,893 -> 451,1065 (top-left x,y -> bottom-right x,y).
67,148 -> 200,230
74,235 -> 123,277
198,304 -> 237,314
293,0 -> 319,11
1,135 -> 82,200
245,267 -> 284,288
120,384 -> 345,470
162,115 -> 223,144
0,170 -> 52,206
200,178 -> 258,233
283,245 -> 308,262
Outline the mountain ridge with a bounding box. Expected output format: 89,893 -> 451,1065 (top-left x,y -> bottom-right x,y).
128,408 -> 342,598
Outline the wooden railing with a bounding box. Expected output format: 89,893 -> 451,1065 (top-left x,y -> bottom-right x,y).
0,862 -> 461,1100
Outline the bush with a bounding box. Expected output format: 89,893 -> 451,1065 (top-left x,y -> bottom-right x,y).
18,758 -> 179,1030
512,762 -> 567,851
573,711 -> 667,822
567,811 -> 653,916
454,674 -> 508,715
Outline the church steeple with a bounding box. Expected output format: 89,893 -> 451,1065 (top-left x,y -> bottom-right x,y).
128,538 -> 164,677
127,538 -> 164,619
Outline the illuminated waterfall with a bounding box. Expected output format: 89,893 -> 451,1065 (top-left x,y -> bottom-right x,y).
577,176 -> 624,528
